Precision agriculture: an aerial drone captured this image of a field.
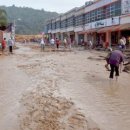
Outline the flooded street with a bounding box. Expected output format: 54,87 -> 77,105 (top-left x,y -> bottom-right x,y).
58,51 -> 130,130
0,43 -> 130,130
0,49 -> 32,130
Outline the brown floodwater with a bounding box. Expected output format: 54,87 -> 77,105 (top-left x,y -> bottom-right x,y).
0,46 -> 33,130
58,51 -> 130,130
0,44 -> 130,130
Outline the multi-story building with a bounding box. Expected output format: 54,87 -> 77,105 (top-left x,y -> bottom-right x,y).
45,0 -> 130,46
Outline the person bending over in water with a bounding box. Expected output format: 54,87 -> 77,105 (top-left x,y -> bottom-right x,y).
108,49 -> 124,81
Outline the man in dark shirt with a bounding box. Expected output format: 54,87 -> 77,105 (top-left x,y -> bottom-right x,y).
109,50 -> 124,80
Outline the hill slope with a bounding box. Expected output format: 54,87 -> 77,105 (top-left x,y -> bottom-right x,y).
0,5 -> 59,34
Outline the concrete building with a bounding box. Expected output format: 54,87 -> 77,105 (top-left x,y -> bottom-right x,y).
45,0 -> 130,47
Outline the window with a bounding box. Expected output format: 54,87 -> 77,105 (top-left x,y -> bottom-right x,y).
67,16 -> 74,27
85,12 -> 90,24
47,23 -> 52,30
105,1 -> 121,18
52,22 -> 56,30
56,21 -> 60,29
84,1 -> 121,24
75,15 -> 84,26
61,20 -> 67,28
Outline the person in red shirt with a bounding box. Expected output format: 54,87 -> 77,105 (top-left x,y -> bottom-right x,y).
55,38 -> 60,49
2,38 -> 6,54
105,42 -> 109,49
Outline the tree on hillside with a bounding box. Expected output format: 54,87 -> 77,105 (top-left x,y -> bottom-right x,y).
0,6 -> 59,34
0,8 -> 7,30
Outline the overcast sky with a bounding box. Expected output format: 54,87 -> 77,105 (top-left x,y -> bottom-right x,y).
1,0 -> 89,13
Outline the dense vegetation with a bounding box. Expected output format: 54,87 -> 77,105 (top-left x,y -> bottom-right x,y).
0,5 -> 59,34
0,8 -> 7,30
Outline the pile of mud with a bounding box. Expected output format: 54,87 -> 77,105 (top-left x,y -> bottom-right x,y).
124,50 -> 130,73
17,51 -> 100,130
123,63 -> 130,73
19,86 -> 94,130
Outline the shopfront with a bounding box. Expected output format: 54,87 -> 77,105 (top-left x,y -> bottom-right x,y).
121,30 -> 130,45
70,31 -> 75,43
111,31 -> 119,45
78,34 -> 84,45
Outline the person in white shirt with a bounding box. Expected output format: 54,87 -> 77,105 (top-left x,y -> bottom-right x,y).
40,38 -> 45,51
50,38 -> 55,49
88,40 -> 93,50
119,37 -> 126,51
50,38 -> 55,45
63,37 -> 67,49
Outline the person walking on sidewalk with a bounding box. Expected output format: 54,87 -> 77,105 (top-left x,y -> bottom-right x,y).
108,49 -> 124,81
8,38 -> 14,54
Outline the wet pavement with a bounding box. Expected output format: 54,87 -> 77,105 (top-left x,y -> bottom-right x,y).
0,44 -> 130,130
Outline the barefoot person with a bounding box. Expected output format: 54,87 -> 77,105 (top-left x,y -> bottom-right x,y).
108,49 -> 124,81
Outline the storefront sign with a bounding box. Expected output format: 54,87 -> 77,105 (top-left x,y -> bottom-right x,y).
85,23 -> 92,30
84,17 -> 120,31
106,17 -> 120,26
74,26 -> 84,32
92,20 -> 106,28
122,0 -> 130,14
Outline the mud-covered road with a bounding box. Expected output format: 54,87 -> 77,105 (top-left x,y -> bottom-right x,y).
0,43 -> 130,130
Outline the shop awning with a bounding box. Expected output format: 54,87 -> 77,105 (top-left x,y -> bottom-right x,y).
98,25 -> 119,33
98,23 -> 130,33
86,28 -> 99,33
78,31 -> 86,34
115,23 -> 130,30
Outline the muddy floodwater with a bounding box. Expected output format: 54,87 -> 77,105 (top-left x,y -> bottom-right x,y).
0,43 -> 130,130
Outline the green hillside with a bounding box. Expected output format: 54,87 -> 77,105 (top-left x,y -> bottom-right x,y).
0,5 -> 59,34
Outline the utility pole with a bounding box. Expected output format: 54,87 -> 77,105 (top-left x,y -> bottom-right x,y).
11,18 -> 21,45
11,20 -> 15,44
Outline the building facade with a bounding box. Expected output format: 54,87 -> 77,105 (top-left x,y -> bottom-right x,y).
45,0 -> 130,46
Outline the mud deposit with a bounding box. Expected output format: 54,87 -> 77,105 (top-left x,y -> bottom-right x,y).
16,45 -> 99,130
1,44 -> 129,130
19,88 -> 89,130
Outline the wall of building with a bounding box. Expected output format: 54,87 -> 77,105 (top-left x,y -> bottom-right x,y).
120,15 -> 130,24
46,0 -> 130,45
85,0 -> 118,13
